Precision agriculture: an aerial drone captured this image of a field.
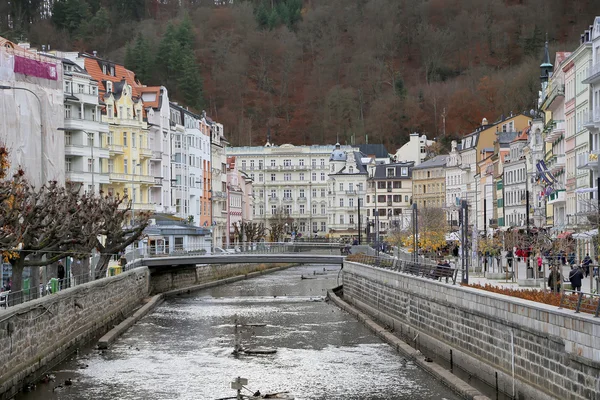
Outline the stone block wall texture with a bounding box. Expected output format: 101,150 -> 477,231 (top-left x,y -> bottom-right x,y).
150,263 -> 273,294
343,261 -> 600,400
0,268 -> 149,400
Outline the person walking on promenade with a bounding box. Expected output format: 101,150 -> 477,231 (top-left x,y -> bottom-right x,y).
582,253 -> 592,278
569,265 -> 584,292
57,261 -> 65,290
506,249 -> 513,271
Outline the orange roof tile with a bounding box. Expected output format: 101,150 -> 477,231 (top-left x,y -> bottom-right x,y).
138,86 -> 161,109
83,55 -> 141,98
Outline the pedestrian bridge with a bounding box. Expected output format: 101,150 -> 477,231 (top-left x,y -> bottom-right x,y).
132,242 -> 347,270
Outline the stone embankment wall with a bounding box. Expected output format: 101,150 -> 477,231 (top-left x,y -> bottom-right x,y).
343,261 -> 600,400
150,263 -> 283,294
0,268 -> 149,400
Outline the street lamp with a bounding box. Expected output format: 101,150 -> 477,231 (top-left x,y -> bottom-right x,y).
0,85 -> 44,184
131,162 -> 141,224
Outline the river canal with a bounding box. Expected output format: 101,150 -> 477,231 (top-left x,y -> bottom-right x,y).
17,264 -> 460,400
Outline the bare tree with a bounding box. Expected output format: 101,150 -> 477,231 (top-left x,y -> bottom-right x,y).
268,207 -> 293,242
94,193 -> 150,279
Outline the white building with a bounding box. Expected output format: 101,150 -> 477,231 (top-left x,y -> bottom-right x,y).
228,142 -> 359,239
445,140 -> 464,229
503,131 -> 529,227
327,144 -> 368,239
207,114 -> 228,247
60,55 -> 109,193
140,85 -> 176,214
394,133 -> 434,166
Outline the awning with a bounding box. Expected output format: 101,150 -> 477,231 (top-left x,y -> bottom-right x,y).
556,231 -> 574,239
147,236 -> 165,241
575,187 -> 597,194
572,229 -> 598,239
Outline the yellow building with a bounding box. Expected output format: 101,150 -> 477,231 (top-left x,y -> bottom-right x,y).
412,155 -> 447,209
83,55 -> 154,215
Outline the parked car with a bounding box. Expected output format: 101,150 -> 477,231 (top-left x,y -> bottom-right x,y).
213,247 -> 236,254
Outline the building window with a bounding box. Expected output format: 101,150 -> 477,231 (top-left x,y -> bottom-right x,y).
284,173 -> 291,181
270,159 -> 276,167
312,204 -> 317,214
349,198 -> 354,207
284,189 -> 292,199
299,159 -> 305,166
241,160 -> 246,169
387,168 -> 395,177
271,173 -> 276,181
313,222 -> 318,232
271,189 -> 276,198
339,198 -> 344,207
108,159 -> 114,173
320,173 -> 325,181
312,159 -> 316,168
299,222 -> 306,232
312,189 -> 317,198
123,132 -> 128,147
321,189 -> 326,197
78,84 -> 84,93
250,160 -> 255,169
132,133 -> 137,148
271,205 -> 277,214
65,158 -> 72,172
339,215 -> 344,224
312,172 -> 317,181
299,189 -> 305,198
321,222 -> 326,231
64,131 -> 72,145
124,159 -> 128,174
88,158 -> 93,172
284,159 -> 291,166
259,174 -> 263,182
65,105 -> 72,119
299,205 -> 305,214
339,183 -> 344,191
393,181 -> 402,189
299,173 -> 305,181
284,205 -> 292,214
320,159 -> 325,166
321,204 -> 326,214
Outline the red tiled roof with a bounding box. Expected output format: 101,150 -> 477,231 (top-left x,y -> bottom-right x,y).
138,86 -> 161,109
83,56 -> 141,98
515,127 -> 529,141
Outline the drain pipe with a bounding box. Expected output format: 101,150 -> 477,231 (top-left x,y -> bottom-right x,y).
510,329 -> 515,398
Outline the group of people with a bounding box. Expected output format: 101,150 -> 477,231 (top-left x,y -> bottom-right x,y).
545,253 -> 595,293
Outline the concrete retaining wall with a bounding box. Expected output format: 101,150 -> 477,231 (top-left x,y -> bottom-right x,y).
149,263 -> 281,294
0,268 -> 150,400
343,261 -> 600,400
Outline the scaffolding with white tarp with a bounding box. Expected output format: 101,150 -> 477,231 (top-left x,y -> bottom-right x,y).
0,37 -> 65,187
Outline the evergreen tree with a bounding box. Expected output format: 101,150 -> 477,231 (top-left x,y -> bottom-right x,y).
267,8 -> 279,31
156,23 -> 178,84
176,17 -> 195,50
124,43 -> 136,72
52,0 -> 90,35
255,2 -> 269,29
178,49 -> 204,110
132,34 -> 153,84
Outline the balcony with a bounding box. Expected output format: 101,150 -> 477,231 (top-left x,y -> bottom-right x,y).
151,150 -> 162,160
542,84 -> 565,110
139,147 -> 152,158
547,189 -> 566,205
282,197 -> 294,203
154,204 -> 176,214
544,120 -> 565,143
108,144 -> 124,154
297,196 -> 307,202
268,196 -> 279,202
577,151 -> 600,170
583,61 -> 600,84
63,117 -> 108,133
549,154 -> 566,173
212,191 -> 227,200
583,109 -> 600,131
65,170 -> 109,184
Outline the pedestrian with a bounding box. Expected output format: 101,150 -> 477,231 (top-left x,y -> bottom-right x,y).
57,261 -> 65,290
548,267 -> 562,293
582,253 -> 592,278
568,251 -> 576,266
506,249 -> 513,270
537,254 -> 543,272
569,265 -> 584,292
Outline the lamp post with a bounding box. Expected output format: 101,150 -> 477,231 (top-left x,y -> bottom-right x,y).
131,162 -> 140,224
357,197 -> 362,245
0,85 -> 44,184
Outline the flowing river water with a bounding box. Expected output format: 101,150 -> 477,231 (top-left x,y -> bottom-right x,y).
16,264 -> 461,400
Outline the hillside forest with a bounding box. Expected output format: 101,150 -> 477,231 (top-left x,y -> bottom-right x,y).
2,0 -> 600,150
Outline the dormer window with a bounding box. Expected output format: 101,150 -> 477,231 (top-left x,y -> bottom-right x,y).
106,81 -> 112,92
386,168 -> 395,177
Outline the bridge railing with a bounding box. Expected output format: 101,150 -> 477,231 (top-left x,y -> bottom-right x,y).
143,242 -> 345,259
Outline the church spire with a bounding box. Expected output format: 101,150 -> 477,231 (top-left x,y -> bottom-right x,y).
540,36 -> 553,84
265,126 -> 272,147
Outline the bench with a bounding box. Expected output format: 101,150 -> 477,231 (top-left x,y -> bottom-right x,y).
429,266 -> 458,284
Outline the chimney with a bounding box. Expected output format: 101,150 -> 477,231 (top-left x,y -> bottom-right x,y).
93,50 -> 97,57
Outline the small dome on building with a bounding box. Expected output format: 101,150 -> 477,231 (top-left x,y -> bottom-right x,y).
482,117 -> 488,125
330,143 -> 347,161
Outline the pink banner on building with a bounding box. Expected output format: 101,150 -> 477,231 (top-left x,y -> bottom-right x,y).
13,55 -> 58,81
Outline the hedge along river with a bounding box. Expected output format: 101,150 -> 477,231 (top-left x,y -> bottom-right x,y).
16,264 -> 461,400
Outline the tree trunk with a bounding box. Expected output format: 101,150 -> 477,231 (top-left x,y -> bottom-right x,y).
95,253 -> 112,280
9,257 -> 24,305
29,265 -> 41,300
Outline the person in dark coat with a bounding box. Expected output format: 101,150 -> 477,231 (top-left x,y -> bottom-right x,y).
569,266 -> 584,292
582,254 -> 592,278
548,268 -> 562,293
57,261 -> 65,290
506,250 -> 513,270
